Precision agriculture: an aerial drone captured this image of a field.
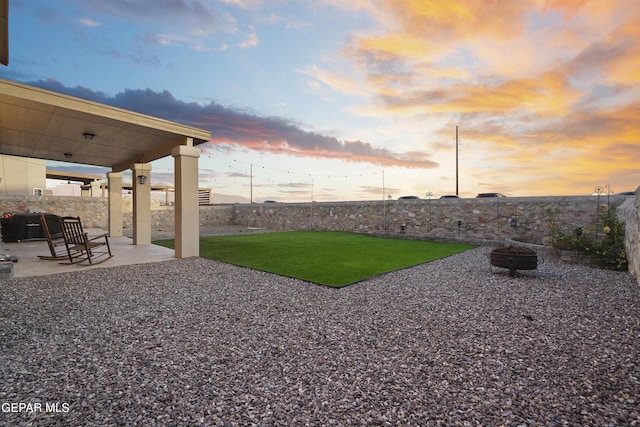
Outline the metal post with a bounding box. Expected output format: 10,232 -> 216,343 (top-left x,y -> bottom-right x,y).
310,179 -> 313,230
456,126 -> 459,196
426,191 -> 433,232
595,186 -> 602,245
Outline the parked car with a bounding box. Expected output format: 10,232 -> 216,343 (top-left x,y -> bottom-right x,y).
476,193 -> 506,198
398,195 -> 420,200
439,195 -> 460,199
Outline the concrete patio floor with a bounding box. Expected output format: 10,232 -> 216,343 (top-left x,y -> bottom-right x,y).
1,232 -> 176,278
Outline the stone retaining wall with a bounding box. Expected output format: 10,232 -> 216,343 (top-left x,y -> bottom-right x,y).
0,196 -> 233,229
2,194 -> 630,243
617,188 -> 640,284
1,196 -> 110,228
230,195 -> 630,245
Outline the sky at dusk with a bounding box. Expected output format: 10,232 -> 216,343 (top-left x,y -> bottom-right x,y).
2,0 -> 639,202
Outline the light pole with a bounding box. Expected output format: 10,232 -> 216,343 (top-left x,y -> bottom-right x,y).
386,194 -> 392,231
455,126 -> 459,196
425,191 -> 433,232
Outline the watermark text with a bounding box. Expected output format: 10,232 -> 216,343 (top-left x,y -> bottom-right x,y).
1,402 -> 70,413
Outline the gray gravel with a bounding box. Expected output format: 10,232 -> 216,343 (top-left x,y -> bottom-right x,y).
1,246 -> 639,426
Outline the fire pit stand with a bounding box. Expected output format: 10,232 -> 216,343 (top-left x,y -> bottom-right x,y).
490,246 -> 538,277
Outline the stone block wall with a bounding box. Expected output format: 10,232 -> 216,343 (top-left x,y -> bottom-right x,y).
1,195 -> 109,228
2,194 -> 632,245
0,195 -> 235,230
200,204 -> 235,226
617,188 -> 640,284
230,195 -> 631,245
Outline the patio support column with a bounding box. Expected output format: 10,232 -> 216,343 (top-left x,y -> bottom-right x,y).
171,143 -> 201,258
107,172 -> 123,237
132,163 -> 152,245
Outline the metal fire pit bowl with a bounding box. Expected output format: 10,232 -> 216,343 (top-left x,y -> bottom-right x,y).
490,246 -> 537,277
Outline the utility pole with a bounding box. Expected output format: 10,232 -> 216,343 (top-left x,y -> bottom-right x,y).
250,163 -> 253,204
456,126 -> 459,196
382,170 -> 388,230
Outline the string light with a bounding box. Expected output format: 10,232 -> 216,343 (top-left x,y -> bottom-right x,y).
200,156 -> 388,202
226,158 -> 383,179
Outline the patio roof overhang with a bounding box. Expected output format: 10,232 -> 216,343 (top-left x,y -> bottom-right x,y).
0,78 -> 211,171
0,78 -> 212,257
46,170 -> 103,185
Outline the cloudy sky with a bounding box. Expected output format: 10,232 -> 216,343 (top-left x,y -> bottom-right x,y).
2,0 -> 639,201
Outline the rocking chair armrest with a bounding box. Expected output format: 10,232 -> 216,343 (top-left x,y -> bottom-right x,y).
87,232 -> 109,242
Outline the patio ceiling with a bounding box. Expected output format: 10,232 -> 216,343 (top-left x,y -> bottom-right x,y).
0,78 -> 211,172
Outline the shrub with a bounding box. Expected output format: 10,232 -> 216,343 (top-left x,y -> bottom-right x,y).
548,211 -> 627,271
551,228 -> 592,252
590,212 -> 628,271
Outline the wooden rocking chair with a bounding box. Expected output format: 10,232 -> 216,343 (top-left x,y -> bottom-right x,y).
58,216 -> 113,265
38,214 -> 67,261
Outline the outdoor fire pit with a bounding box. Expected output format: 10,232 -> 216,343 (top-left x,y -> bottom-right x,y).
490,246 -> 537,277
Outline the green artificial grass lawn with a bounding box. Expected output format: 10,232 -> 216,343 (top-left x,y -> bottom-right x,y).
155,231 -> 476,287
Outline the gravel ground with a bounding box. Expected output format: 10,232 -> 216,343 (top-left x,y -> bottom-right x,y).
1,246 -> 639,426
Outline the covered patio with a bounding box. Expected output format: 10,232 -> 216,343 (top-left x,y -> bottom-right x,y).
1,234 -> 175,278
0,78 -> 212,258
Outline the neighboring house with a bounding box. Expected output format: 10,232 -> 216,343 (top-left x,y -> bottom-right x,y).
0,154 -> 105,197
0,153 -> 214,204
0,154 -> 46,196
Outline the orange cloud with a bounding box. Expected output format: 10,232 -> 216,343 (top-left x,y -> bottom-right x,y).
601,21 -> 640,84
380,0 -> 528,40
541,0 -> 590,19
451,96 -> 640,196
314,0 -> 639,195
376,71 -> 581,117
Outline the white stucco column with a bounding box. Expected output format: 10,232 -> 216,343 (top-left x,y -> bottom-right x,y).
171,144 -> 201,258
90,179 -> 101,197
131,163 -> 152,245
107,172 -> 123,237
